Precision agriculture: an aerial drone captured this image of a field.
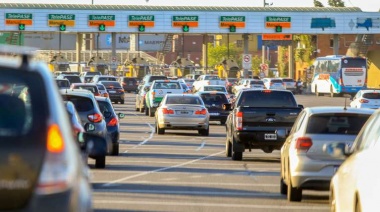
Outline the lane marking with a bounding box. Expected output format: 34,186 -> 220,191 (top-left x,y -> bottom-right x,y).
95,181 -> 279,187
102,150 -> 224,187
93,199 -> 329,210
196,139 -> 206,151
123,112 -> 155,153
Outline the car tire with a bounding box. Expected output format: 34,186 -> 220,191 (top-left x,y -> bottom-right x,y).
198,127 -> 209,136
225,137 -> 232,157
121,100 -> 125,104
145,105 -> 149,116
95,156 -> 106,169
287,172 -> 302,202
156,122 -> 165,135
114,101 -> 118,104
140,104 -> 145,113
111,143 -> 119,156
280,178 -> 287,195
149,107 -> 155,117
231,138 -> 243,161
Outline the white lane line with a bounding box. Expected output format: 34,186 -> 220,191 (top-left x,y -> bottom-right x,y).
196,139 -> 206,151
93,199 -> 328,210
123,112 -> 155,153
102,150 -> 224,187
96,181 -> 279,187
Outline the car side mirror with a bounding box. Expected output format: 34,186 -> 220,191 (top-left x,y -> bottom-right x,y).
222,103 -> 232,111
118,113 -> 125,119
84,123 -> 95,132
323,142 -> 351,159
298,104 -> 304,109
103,111 -> 112,118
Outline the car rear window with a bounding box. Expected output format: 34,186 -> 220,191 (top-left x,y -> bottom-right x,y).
123,78 -> 137,83
64,75 -> 81,83
200,93 -> 228,104
306,113 -> 370,135
97,101 -> 113,113
166,96 -> 203,105
363,92 -> 380,99
250,81 -> 264,85
56,80 -> 70,88
204,86 -> 226,92
204,76 -> 220,80
238,91 -> 297,107
99,77 -> 117,82
149,76 -> 167,82
154,82 -> 180,89
0,69 -> 48,137
271,79 -> 283,83
74,85 -> 98,93
282,79 -> 294,82
86,72 -> 101,76
96,84 -> 106,91
62,95 -> 94,112
101,81 -> 122,88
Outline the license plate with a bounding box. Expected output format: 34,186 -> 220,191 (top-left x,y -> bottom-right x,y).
109,91 -> 116,93
177,111 -> 190,115
264,133 -> 277,140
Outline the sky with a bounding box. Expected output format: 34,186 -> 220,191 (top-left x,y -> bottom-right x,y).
2,0 -> 380,12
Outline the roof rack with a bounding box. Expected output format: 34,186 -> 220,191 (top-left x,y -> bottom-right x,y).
0,44 -> 39,69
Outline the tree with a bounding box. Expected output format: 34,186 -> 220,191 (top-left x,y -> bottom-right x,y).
313,0 -> 324,7
328,0 -> 345,7
207,43 -> 242,68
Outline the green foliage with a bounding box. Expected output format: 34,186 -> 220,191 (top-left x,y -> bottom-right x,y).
207,43 -> 242,68
294,35 -> 315,64
328,0 -> 345,7
314,0 -> 324,7
277,46 -> 288,77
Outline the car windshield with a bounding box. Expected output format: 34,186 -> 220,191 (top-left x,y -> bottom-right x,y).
166,96 -> 203,105
250,81 -> 264,85
56,80 -> 70,88
238,91 -> 297,107
62,95 -> 94,112
65,76 -> 81,83
204,76 -> 220,80
306,114 -> 370,135
362,92 -> 380,99
271,79 -> 283,83
99,77 -> 117,82
204,86 -> 226,92
200,93 -> 228,105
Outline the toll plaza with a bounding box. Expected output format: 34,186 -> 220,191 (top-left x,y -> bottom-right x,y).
0,3 -> 380,81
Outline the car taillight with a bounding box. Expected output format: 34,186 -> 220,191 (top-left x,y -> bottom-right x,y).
103,93 -> 109,97
88,113 -> 102,123
107,117 -> 118,126
195,108 -> 207,115
36,124 -> 72,195
359,99 -> 369,103
94,92 -> 100,96
235,111 -> 243,130
295,137 -> 313,152
162,108 -> 174,114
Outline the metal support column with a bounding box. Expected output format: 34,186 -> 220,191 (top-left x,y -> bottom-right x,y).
243,34 -> 249,78
288,44 -> 294,79
333,34 -> 339,55
76,33 -> 82,72
111,32 -> 117,75
59,32 -> 62,52
202,34 -> 208,72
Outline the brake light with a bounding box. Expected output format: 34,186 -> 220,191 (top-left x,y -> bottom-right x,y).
107,117 -> 118,126
118,89 -> 124,92
162,108 -> 174,114
195,108 -> 207,115
339,78 -> 343,85
88,113 -> 102,123
94,92 -> 100,96
295,137 -> 313,152
359,99 -> 369,103
263,90 -> 272,93
47,124 -> 64,153
103,93 -> 109,98
236,111 -> 243,130
36,124 -> 72,195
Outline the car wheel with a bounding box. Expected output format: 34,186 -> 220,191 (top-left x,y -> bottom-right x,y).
114,101 -> 118,104
145,106 -> 149,116
156,122 -> 165,135
140,104 -> 145,113
95,156 -> 106,169
231,137 -> 243,161
198,127 -> 209,136
280,178 -> 287,195
149,107 -> 155,117
111,143 -> 119,156
121,100 -> 125,104
225,137 -> 232,157
287,171 -> 302,202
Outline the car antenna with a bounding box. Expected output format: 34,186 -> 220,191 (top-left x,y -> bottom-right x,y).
344,97 -> 347,110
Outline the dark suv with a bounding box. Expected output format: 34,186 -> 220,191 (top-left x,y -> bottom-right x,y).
197,91 -> 230,124
0,49 -> 95,211
61,89 -> 109,168
100,81 -> 125,104
118,77 -> 139,93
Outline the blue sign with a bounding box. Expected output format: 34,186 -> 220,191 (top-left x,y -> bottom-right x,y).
311,18 -> 336,31
357,18 -> 372,31
106,34 -> 112,46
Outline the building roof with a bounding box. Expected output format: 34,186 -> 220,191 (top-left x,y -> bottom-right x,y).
0,3 -> 363,12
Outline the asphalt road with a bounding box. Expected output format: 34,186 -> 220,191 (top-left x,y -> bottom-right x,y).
91,93 -> 349,212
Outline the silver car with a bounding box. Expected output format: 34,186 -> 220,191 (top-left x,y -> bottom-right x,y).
280,107 -> 373,202
155,94 -> 210,136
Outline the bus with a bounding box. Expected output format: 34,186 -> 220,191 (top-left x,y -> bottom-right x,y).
311,55 -> 367,97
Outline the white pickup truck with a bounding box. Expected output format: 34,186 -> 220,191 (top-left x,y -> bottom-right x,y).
192,75 -> 226,92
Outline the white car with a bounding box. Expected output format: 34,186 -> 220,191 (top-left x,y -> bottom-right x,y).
233,79 -> 264,94
350,90 -> 380,109
280,107 -> 373,202
327,109 -> 380,212
262,78 -> 285,90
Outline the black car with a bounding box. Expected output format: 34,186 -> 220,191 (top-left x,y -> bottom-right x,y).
96,96 -> 125,155
100,81 -> 125,104
197,91 -> 230,125
61,89 -> 109,168
118,77 -> 139,93
56,74 -> 82,84
0,50 -> 95,211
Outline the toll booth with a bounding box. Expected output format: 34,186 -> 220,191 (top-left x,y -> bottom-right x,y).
87,56 -> 109,74
49,54 -> 71,72
218,58 -> 239,78
169,57 -> 195,77
121,56 -> 150,78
